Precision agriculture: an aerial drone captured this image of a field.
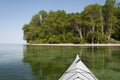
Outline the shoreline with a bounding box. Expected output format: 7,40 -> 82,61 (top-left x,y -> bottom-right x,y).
28,43 -> 120,46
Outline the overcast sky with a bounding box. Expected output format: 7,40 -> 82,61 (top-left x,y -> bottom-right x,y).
0,0 -> 119,44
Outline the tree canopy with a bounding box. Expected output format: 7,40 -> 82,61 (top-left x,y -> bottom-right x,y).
23,0 -> 120,44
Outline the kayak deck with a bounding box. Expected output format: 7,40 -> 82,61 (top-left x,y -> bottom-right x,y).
59,55 -> 98,80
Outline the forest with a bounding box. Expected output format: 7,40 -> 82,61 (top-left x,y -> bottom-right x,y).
23,0 -> 120,44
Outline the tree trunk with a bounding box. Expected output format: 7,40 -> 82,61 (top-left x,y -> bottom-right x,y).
76,26 -> 83,39
100,16 -> 104,36
100,8 -> 104,36
108,33 -> 111,41
92,25 -> 95,44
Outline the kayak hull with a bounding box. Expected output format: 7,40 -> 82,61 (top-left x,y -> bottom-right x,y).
59,55 -> 98,80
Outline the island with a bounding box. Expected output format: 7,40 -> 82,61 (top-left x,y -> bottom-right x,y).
22,0 -> 120,44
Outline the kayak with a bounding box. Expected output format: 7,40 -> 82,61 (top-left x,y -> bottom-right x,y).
59,55 -> 98,80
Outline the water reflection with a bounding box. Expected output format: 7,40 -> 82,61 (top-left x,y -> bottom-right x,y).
23,46 -> 120,80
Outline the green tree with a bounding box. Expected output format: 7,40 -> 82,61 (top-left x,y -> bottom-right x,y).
70,13 -> 83,40
39,10 -> 47,22
103,0 -> 116,41
81,4 -> 104,43
111,2 -> 120,41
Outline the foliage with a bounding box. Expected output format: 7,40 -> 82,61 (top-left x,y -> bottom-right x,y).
23,0 -> 120,44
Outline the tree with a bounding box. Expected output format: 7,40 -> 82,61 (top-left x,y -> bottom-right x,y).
81,4 -> 104,43
69,13 -> 83,40
111,2 -> 120,41
39,10 -> 47,22
103,0 -> 116,41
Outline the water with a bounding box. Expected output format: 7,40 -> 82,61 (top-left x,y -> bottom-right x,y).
0,44 -> 120,80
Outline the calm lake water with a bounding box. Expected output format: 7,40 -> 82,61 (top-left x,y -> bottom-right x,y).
0,44 -> 120,80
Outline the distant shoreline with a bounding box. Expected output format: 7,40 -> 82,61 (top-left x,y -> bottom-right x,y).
28,43 -> 120,46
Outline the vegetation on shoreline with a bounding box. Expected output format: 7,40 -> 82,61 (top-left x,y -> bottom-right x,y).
23,0 -> 120,44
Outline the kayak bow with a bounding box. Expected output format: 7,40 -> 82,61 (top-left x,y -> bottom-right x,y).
59,55 -> 98,80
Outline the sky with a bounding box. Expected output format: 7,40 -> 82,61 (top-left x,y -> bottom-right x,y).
0,0 -> 120,44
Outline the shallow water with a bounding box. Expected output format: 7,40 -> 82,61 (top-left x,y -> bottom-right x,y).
0,44 -> 120,80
